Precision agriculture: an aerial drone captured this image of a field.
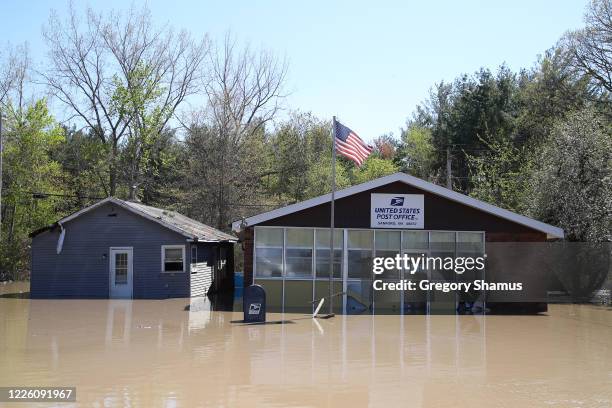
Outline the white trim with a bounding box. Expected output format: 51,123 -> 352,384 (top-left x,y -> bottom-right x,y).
232,172 -> 564,239
161,244 -> 186,273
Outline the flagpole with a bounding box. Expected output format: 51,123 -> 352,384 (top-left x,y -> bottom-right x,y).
329,116 -> 337,315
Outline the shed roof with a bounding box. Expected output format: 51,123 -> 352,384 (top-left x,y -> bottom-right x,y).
32,197 -> 238,242
231,172 -> 565,239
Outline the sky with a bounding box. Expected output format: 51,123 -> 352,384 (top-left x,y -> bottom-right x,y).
1,0 -> 586,142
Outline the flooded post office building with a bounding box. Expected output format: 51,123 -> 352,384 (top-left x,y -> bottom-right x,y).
232,173 -> 565,315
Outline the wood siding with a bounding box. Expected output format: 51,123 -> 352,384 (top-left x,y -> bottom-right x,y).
31,202 -> 190,299
190,262 -> 213,297
258,181 -> 545,234
240,182 -> 549,287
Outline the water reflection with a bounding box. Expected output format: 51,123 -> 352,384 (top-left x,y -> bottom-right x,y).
1,283 -> 611,406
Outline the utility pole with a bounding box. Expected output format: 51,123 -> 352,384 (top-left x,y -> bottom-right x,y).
446,145 -> 452,190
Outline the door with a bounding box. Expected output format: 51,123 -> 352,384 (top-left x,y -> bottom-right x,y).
109,247 -> 133,299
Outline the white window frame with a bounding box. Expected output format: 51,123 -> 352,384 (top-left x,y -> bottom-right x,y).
161,245 -> 186,273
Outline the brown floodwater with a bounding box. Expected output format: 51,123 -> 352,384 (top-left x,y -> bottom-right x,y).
1,282 -> 612,407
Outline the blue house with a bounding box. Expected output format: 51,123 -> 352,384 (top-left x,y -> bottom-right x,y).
30,198 -> 237,299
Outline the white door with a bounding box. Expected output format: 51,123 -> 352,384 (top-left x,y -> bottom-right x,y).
109,247 -> 133,299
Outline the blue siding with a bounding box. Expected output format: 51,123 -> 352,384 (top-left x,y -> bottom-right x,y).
31,203 -> 191,299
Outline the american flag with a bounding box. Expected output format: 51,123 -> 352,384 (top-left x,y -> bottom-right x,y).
334,119 -> 373,166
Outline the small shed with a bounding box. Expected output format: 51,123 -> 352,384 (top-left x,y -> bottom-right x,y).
30,198 -> 237,299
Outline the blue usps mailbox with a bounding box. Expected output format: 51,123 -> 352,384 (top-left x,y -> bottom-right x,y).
243,284 -> 266,323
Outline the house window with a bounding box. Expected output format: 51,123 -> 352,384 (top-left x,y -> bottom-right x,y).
191,246 -> 198,264
162,245 -> 185,272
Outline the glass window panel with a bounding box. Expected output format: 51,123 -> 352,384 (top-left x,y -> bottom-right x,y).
315,249 -> 342,279
428,252 -> 457,282
375,231 -> 401,250
346,281 -> 372,314
348,231 -> 373,280
163,247 -> 184,272
315,229 -> 343,279
457,232 -> 484,253
348,230 -> 373,249
286,228 -> 313,247
374,250 -> 400,279
374,282 -> 402,314
348,250 -> 373,279
284,280 -> 314,313
255,248 -> 282,277
314,281 -> 344,314
285,228 -> 313,278
256,280 -> 283,311
115,253 -> 128,284
402,231 -> 429,250
165,248 -> 183,262
191,246 -> 197,264
315,229 -> 343,249
164,261 -> 183,272
255,228 -> 283,247
430,232 -> 455,251
286,248 -> 313,278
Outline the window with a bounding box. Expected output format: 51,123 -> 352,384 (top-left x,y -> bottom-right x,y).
114,253 -> 128,284
285,228 -> 313,278
402,231 -> 428,250
255,228 -> 283,278
430,231 -> 456,252
191,246 -> 198,264
348,230 -> 373,280
457,232 -> 484,253
162,245 -> 185,272
315,229 -> 343,279
375,231 -> 401,280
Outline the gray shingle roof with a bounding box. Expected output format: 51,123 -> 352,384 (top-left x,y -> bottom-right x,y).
121,199 -> 237,242
30,197 -> 238,242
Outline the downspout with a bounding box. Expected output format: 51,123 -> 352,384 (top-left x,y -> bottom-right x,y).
56,222 -> 66,254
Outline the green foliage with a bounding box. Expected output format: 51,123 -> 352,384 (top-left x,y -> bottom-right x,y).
304,155 -> 351,198
0,99 -> 66,279
467,136 -> 534,213
112,63 -> 174,201
397,126 -> 436,180
352,157 -> 399,184
527,108 -> 611,242
265,112 -> 332,202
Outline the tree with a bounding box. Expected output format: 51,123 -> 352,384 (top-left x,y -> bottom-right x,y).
183,36 -> 287,229
42,3 -> 209,196
265,112 -> 332,202
0,99 -> 65,279
373,134 -> 397,160
352,157 -> 398,184
304,154 -> 351,198
528,108 -> 611,242
396,125 -> 437,180
466,136 -> 533,213
563,0 -> 612,99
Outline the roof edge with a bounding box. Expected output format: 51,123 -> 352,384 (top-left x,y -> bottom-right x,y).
231,172 -> 565,239
31,197 -> 238,241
